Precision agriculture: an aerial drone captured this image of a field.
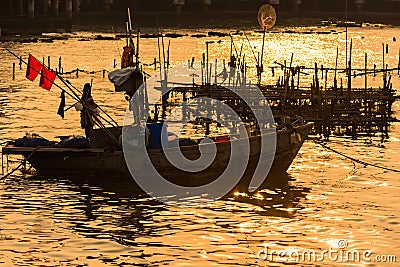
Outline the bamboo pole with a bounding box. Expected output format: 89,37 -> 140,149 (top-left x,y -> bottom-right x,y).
206,42 -> 209,84
157,35 -> 162,74
167,40 -> 170,69
382,43 -> 385,70
365,53 -> 367,90
297,67 -> 300,90
260,27 -> 266,70
334,47 -> 338,89
161,34 -> 166,70
136,30 -> 140,69
325,69 -> 328,90
215,59 -> 218,85
347,39 -> 352,100
398,48 -> 400,75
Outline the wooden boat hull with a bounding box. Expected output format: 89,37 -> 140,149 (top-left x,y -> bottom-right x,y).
2,123 -> 313,193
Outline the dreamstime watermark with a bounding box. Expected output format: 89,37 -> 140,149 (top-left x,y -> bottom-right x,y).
257,239 -> 397,264
122,63 -> 276,205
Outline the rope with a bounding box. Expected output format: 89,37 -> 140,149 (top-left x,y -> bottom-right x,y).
0,141 -> 10,146
58,62 -> 157,76
1,147 -> 41,179
314,140 -> 400,173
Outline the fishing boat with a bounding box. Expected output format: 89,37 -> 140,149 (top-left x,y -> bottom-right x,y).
1,61 -> 313,193
1,9 -> 313,195
2,120 -> 312,192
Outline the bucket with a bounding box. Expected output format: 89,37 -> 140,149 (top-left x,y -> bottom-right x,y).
147,122 -> 167,149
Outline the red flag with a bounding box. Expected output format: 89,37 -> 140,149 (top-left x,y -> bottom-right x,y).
26,54 -> 43,81
39,66 -> 56,91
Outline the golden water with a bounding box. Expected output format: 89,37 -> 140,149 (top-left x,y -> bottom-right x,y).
0,25 -> 399,266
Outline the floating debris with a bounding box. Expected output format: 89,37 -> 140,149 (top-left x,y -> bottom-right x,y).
191,34 -> 207,38
208,31 -> 229,37
164,33 -> 187,38
140,33 -> 160,39
93,35 -> 118,41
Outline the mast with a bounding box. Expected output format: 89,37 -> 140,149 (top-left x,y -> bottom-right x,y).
136,29 -> 140,69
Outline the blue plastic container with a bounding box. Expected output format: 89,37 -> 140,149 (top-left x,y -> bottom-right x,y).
146,122 -> 168,149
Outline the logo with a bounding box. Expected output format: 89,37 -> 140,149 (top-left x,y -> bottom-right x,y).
122,63 -> 276,205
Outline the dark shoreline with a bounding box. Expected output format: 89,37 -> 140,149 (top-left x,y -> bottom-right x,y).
74,10 -> 400,28
0,10 -> 399,37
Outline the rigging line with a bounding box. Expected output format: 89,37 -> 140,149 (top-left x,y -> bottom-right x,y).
111,25 -> 122,61
0,141 -> 10,146
4,49 -> 113,129
4,48 -> 81,102
314,140 -> 400,173
243,31 -> 259,65
57,73 -> 120,132
5,49 -> 120,143
58,75 -> 119,128
91,115 -> 121,148
230,34 -> 239,59
1,147 -> 41,180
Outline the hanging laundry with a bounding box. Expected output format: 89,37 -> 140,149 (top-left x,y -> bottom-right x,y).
26,54 -> 43,81
39,66 -> 56,90
57,91 -> 66,119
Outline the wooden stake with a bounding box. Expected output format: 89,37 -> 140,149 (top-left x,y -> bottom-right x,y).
58,56 -> 62,73
325,69 -> 328,90
136,30 -> 140,68
347,39 -> 352,98
365,53 -> 367,89
215,59 -> 218,85
162,34 -> 166,70
382,43 -> 385,69
12,63 -> 15,80
167,40 -> 170,69
206,42 -> 209,84
321,65 -> 324,79
157,36 -> 162,73
314,63 -> 319,91
209,63 -> 212,85
334,47 -> 338,88
398,48 -> 400,75
297,67 -> 300,90
260,27 -> 266,68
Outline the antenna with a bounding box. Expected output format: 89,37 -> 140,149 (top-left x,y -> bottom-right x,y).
127,7 -> 133,34
125,21 -> 129,47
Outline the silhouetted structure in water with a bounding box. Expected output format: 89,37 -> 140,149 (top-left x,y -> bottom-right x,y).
168,38 -> 399,139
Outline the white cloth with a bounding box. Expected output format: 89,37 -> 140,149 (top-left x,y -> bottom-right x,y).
108,67 -> 136,86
